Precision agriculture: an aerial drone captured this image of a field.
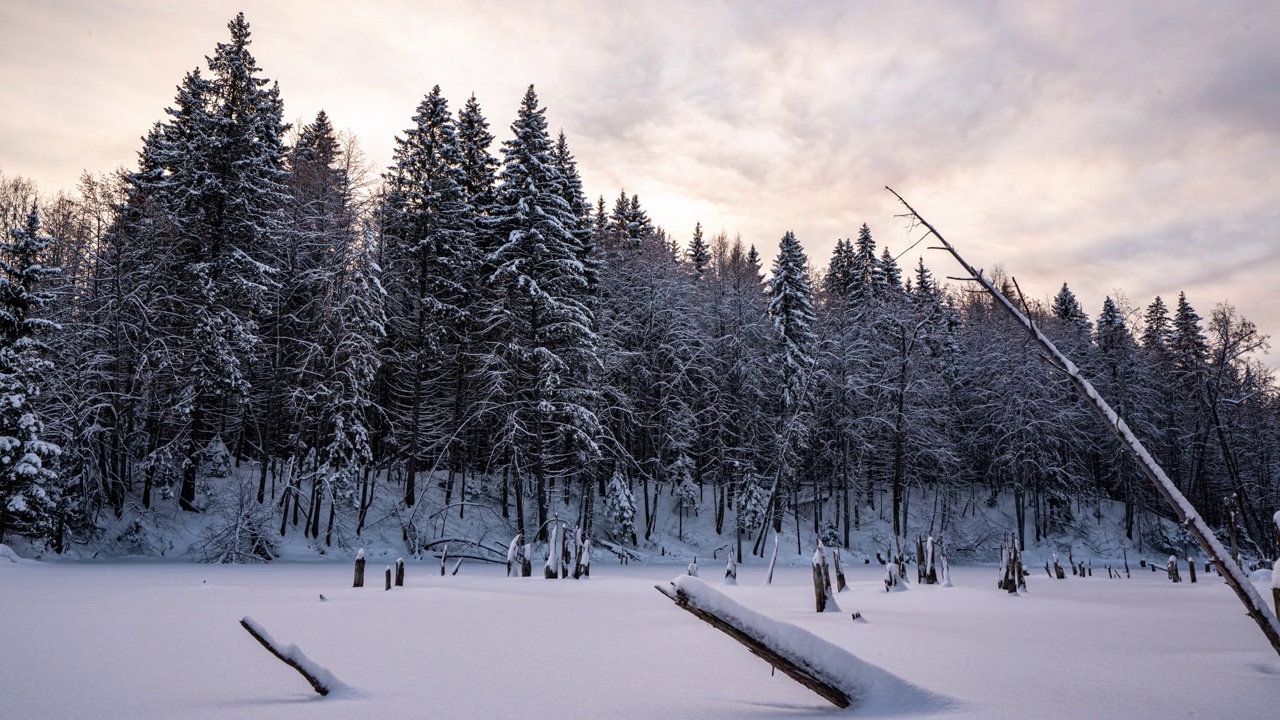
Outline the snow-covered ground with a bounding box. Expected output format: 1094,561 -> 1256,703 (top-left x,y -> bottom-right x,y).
3,558 -> 1277,719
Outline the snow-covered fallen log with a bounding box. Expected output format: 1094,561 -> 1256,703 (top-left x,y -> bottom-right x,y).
239,616 -> 344,696
655,575 -> 946,712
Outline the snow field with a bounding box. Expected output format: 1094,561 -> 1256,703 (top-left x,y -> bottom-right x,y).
2,560 -> 1278,719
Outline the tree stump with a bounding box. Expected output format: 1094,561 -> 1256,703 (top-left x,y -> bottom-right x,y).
915,537 -> 926,583
353,549 -> 365,588
833,548 -> 847,592
725,551 -> 737,586
1187,556 -> 1196,584
395,557 -> 405,587
812,546 -> 839,612
1167,555 -> 1181,583
385,565 -> 391,591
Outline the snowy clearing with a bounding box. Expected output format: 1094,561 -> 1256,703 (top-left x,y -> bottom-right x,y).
2,560 -> 1278,719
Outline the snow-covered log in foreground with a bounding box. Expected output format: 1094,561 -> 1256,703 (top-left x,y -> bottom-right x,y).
655,575 -> 947,712
239,616 -> 344,696
888,187 -> 1280,657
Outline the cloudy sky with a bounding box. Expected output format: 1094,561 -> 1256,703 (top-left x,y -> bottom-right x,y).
2,1 -> 1278,346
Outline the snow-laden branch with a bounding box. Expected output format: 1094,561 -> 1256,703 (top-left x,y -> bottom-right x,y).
239,616 -> 345,696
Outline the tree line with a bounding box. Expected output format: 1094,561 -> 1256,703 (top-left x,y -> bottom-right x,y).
1,14 -> 1277,561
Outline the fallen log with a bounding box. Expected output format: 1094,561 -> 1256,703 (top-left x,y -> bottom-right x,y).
239,616 -> 342,696
656,577 -> 854,708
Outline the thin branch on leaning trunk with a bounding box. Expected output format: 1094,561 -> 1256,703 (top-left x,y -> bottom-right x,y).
886,186 -> 1280,658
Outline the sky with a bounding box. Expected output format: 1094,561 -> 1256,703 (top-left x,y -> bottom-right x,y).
2,0 -> 1278,349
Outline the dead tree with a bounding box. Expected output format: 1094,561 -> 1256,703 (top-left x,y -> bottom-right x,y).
889,187 -> 1280,657
832,548 -> 848,591
812,544 -> 839,612
915,536 -> 926,583
1123,548 -> 1130,578
395,558 -> 405,587
924,537 -> 938,585
765,532 -> 779,585
385,566 -> 392,590
352,549 -> 365,588
440,544 -> 448,576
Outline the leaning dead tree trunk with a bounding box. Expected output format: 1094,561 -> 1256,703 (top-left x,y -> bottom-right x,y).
239,617 -> 341,696
656,577 -> 856,708
888,187 -> 1280,657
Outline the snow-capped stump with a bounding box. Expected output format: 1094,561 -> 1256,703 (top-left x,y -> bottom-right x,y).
353,548 -> 365,588
574,538 -> 591,579
812,545 -> 839,612
544,524 -> 560,579
395,557 -> 405,586
687,557 -> 698,577
239,616 -> 344,696
884,561 -> 904,592
725,551 -> 737,585
385,565 -> 392,590
655,576 -> 946,712
1167,555 -> 1181,583
1187,555 -> 1196,584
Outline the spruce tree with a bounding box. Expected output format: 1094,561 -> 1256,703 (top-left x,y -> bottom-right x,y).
379,85 -> 476,507
0,207 -> 61,544
767,231 -> 816,412
123,13 -> 290,512
687,222 -> 710,278
1142,295 -> 1171,350
483,85 -> 600,540
456,94 -> 499,213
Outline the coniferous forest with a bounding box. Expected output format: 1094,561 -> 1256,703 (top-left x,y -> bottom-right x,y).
4,14 -> 1280,563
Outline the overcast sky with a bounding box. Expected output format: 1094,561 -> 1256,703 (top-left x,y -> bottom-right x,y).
2,1 -> 1278,348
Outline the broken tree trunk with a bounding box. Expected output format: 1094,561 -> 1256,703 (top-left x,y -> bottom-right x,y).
239,616 -> 340,696
833,548 -> 847,591
765,532 -> 779,585
353,549 -> 365,588
655,577 -> 856,709
888,186 -> 1280,658
725,551 -> 737,585
812,545 -> 839,612
395,557 -> 405,587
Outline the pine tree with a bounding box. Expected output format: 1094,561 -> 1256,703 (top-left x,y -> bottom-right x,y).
850,224 -> 884,299
456,94 -> 499,213
880,247 -> 902,294
1171,292 -> 1208,377
768,231 -> 816,412
122,13 -> 291,512
379,85 -> 476,507
1142,295 -> 1171,350
483,85 -> 601,541
0,207 -> 61,544
687,222 -> 710,278
604,468 -> 636,542
1052,282 -> 1090,330
824,238 -> 855,298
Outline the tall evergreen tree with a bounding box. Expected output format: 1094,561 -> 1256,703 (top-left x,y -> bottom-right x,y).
379,86 -> 476,508
0,207 -> 61,544
123,13 -> 291,511
482,85 -> 600,541
687,222 -> 710,278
